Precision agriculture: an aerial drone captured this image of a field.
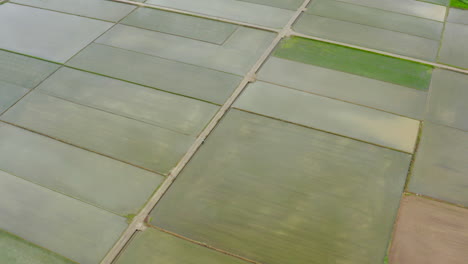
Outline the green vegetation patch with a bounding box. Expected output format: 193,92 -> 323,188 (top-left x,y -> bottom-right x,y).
451,0 -> 468,9
125,214 -> 137,224
417,0 -> 449,6
0,229 -> 75,264
273,37 -> 433,90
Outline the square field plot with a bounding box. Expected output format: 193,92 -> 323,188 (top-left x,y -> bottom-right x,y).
438,22 -> 468,69
149,109 -> 412,264
409,122 -> 468,207
390,195 -> 468,264
426,69 -> 468,131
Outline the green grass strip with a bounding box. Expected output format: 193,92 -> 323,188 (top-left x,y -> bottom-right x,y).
451,0 -> 468,9
273,37 -> 433,90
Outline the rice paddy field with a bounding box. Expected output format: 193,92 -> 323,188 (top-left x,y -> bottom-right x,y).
0,0 -> 467,263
